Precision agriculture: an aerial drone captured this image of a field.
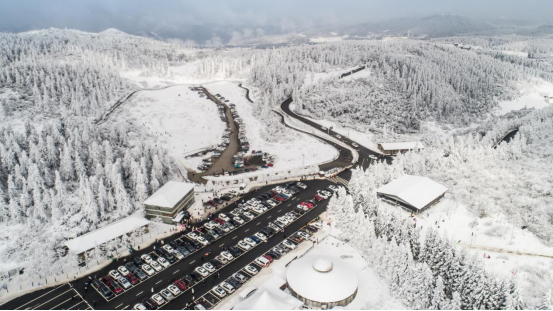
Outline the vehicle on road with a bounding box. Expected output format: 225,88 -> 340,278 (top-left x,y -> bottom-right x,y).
321,126 -> 327,131
244,265 -> 259,275
212,285 -> 227,298
335,134 -> 341,139
142,264 -> 154,275
151,294 -> 166,306
352,142 -> 359,147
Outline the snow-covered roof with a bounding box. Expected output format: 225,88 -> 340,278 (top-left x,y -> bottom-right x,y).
143,181 -> 194,208
64,216 -> 149,254
377,175 -> 448,210
235,276 -> 303,310
379,142 -> 425,151
286,255 -> 358,303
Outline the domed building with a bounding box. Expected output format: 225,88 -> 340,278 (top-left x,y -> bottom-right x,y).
286,255 -> 358,309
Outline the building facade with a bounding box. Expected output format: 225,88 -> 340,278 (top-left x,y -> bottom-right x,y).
144,181 -> 195,224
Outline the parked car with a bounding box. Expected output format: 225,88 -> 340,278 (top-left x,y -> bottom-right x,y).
151,294 -> 166,306
142,298 -> 157,310
108,270 -> 122,280
254,256 -> 271,267
220,281 -> 236,294
117,276 -> 132,289
212,286 -> 227,298
195,266 -> 209,277
126,272 -> 140,285
142,264 -> 155,276
244,265 -> 259,275
167,284 -> 181,296
174,279 -> 187,291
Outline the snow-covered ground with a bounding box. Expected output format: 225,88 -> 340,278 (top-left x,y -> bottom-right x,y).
309,36 -> 346,43
217,214 -> 404,310
497,78 -> 553,114
383,198 -> 553,305
112,85 -> 226,170
203,81 -> 338,171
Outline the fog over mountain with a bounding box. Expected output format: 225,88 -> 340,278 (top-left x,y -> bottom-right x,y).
1,0 -> 552,45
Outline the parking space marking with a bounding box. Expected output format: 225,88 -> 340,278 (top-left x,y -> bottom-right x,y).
173,269 -> 180,275
190,260 -> 196,264
267,216 -> 272,219
31,289 -> 73,310
256,222 -> 261,225
219,243 -> 224,247
123,305 -> 130,309
115,303 -> 123,308
136,291 -> 143,296
155,280 -> 162,285
244,229 -> 249,232
67,301 -> 86,310
49,297 -> 73,310
14,285 -> 68,310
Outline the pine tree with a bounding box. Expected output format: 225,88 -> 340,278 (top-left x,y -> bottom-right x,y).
429,276 -> 447,310
538,290 -> 552,310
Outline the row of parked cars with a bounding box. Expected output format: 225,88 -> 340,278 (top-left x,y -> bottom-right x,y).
92,237 -> 206,301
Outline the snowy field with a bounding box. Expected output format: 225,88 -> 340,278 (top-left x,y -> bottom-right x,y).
112,85 -> 226,167
217,215 -> 404,310
203,81 -> 338,171
384,198 -> 553,305
497,78 -> 553,114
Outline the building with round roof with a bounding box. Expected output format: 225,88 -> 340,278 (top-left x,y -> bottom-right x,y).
286,254 -> 358,309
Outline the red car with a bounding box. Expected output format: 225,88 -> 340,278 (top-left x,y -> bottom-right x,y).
214,218 -> 225,225
274,195 -> 285,202
301,202 -> 314,208
263,255 -> 274,263
313,195 -> 323,201
208,200 -> 218,207
101,276 -> 123,294
267,163 -> 274,167
126,272 -> 139,285
175,279 -> 187,291
244,158 -> 251,165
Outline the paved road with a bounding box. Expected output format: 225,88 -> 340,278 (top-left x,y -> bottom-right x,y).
1,179 -> 334,310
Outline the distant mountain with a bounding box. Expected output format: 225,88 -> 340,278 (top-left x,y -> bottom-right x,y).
327,14 -> 500,38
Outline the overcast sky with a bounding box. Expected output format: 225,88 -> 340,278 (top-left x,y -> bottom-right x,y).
0,0 -> 551,43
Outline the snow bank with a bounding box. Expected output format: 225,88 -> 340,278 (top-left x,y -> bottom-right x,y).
497,79 -> 553,114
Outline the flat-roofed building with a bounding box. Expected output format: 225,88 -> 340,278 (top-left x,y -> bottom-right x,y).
377,141 -> 425,156
377,175 -> 447,212
143,181 -> 195,224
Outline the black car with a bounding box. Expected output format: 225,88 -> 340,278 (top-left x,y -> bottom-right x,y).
134,269 -> 148,281
163,251 -> 177,264
294,207 -> 306,215
210,259 -> 223,269
238,215 -> 249,222
132,257 -> 145,267
266,251 -> 281,260
229,219 -> 241,228
213,227 -> 225,236
93,280 -> 115,299
150,252 -> 159,261
190,240 -> 202,250
142,298 -> 157,310
183,274 -> 195,286
228,246 -> 243,257
214,198 -> 224,204
221,196 -> 231,201
226,277 -> 242,289
260,228 -> 273,237
169,241 -> 178,249
177,246 -> 190,257
203,234 -> 215,243
185,243 -> 196,253
305,225 -> 319,233
125,262 -> 138,271
190,271 -> 203,282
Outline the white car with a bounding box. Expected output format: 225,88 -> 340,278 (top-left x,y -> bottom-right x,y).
117,266 -> 130,276
108,270 -> 122,280
221,251 -> 234,261
157,257 -> 170,268
243,212 -> 255,220
203,262 -> 216,273
321,126 -> 328,131
297,231 -> 311,240
196,236 -> 209,246
214,255 -> 228,264
162,245 -> 174,253
219,213 -> 230,222
244,238 -> 256,247
212,286 -> 227,298
317,191 -> 330,199
118,276 -> 131,289
142,264 -> 154,276
172,250 -> 184,260
311,222 -> 322,229
352,142 -> 359,148
254,232 -> 267,242
266,200 -> 277,207
141,254 -> 153,264
150,261 -> 163,271
160,288 -> 174,301
282,240 -> 296,250
250,205 -> 263,215
237,240 -> 251,251
167,284 -> 181,296
133,303 -> 147,310
297,204 -> 308,212
335,134 -> 342,139
204,222 -> 216,230
277,216 -> 290,225
195,266 -> 209,277
220,224 -> 230,233
233,216 -> 245,225
296,182 -> 307,189
151,294 -> 166,306
244,265 -> 259,275
220,281 -> 235,294
187,232 -> 199,240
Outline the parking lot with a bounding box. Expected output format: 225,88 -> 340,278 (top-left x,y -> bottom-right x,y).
2,178 -> 339,310
6,283 -> 92,310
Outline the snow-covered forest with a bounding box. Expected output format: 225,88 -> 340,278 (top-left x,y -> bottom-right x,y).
327,103 -> 553,307
0,29 -> 186,282
196,40 -> 553,135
